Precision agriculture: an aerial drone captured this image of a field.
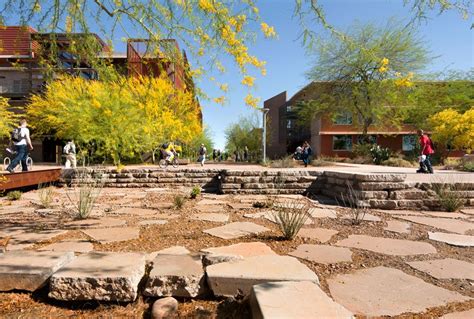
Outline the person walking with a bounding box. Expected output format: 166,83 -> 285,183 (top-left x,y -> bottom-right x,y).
6,119 -> 33,173
417,129 -> 435,174
243,146 -> 249,162
302,141 -> 312,167
63,139 -> 77,168
198,143 -> 207,166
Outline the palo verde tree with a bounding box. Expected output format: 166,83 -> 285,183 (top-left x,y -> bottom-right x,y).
302,20 -> 430,140
0,1 -> 470,105
27,75 -> 201,165
0,97 -> 17,140
225,113 -> 261,160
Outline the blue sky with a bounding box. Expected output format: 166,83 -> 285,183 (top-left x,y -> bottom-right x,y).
7,0 -> 473,149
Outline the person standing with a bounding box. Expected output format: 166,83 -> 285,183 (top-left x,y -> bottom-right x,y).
7,119 -> 33,173
302,141 -> 312,167
417,129 -> 435,174
243,146 -> 249,162
198,143 -> 207,166
63,139 -> 77,168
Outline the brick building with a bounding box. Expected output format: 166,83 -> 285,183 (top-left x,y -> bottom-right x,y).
0,26 -> 199,162
264,81 -> 420,159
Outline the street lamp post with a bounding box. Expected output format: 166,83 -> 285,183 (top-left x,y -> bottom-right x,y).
260,107 -> 270,163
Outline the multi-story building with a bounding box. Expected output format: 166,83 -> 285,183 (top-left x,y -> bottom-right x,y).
264,81 -> 422,159
0,26 -> 199,162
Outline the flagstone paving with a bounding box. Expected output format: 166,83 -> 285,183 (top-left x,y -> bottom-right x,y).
384,220 -> 411,234
201,242 -> 276,265
112,207 -> 159,217
327,266 -> 471,317
407,258 -> 474,280
203,222 -> 269,240
196,199 -> 227,206
0,251 -> 75,291
49,252 -> 146,302
206,255 -> 319,296
7,230 -> 69,251
376,209 -> 424,216
308,207 -> 338,219
341,213 -> 382,222
460,208 -> 474,216
335,235 -> 437,256
82,227 -> 140,244
424,212 -> 470,219
441,308 -> 474,319
289,244 -> 353,265
395,216 -> 474,234
190,213 -> 229,223
64,217 -> 126,229
250,281 -> 354,319
227,202 -> 254,210
296,227 -> 339,242
196,205 -> 223,213
138,219 -> 168,226
428,232 -> 474,247
38,240 -> 94,253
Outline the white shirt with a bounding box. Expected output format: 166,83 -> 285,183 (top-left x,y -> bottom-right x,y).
15,127 -> 30,146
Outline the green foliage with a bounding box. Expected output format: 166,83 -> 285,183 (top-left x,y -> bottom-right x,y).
67,171 -> 103,219
183,127 -> 214,161
0,97 -> 17,140
272,200 -> 310,240
352,144 -> 373,159
6,191 -> 22,201
370,145 -> 391,165
381,157 -> 417,168
190,186 -> 201,199
225,113 -> 262,161
433,184 -> 464,212
173,194 -> 186,209
269,156 -> 297,168
461,161 -> 474,172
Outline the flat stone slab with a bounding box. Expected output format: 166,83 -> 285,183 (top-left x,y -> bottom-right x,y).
441,309 -> 474,319
377,209 -> 424,216
250,281 -> 354,319
228,202 -> 254,210
191,213 -> 229,223
203,222 -> 269,240
201,242 -> 276,265
144,254 -> 205,298
197,199 -> 227,206
297,227 -> 339,243
308,207 -> 337,219
289,244 -> 352,265
49,252 -> 146,301
138,219 -> 168,226
460,208 -> 474,216
196,205 -> 222,213
113,207 -> 158,216
335,235 -> 437,256
341,213 -> 381,222
396,216 -> 474,235
65,217 -> 126,229
8,230 -> 68,251
428,232 -> 474,247
384,220 -> 411,234
0,251 -> 75,291
206,255 -> 319,296
38,241 -> 93,253
146,246 -> 191,263
424,212 -> 469,219
328,266 -> 471,316
407,258 -> 474,280
82,227 -> 140,244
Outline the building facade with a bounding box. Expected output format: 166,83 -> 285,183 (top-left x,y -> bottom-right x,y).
0,26 -> 199,162
264,82 -> 421,159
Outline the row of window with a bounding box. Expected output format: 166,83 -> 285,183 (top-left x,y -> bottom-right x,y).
332,135 -> 417,151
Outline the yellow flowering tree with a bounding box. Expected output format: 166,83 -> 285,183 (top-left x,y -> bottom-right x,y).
428,108 -> 474,156
27,75 -> 201,165
0,97 -> 17,140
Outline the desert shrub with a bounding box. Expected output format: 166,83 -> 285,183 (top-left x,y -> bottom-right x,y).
173,194 -> 186,209
311,158 -> 334,167
443,158 -> 461,170
382,157 -> 416,168
339,183 -> 369,225
190,186 -> 201,199
370,145 -> 391,165
272,200 -> 310,240
253,197 -> 274,209
461,161 -> 474,172
67,171 -> 103,219
38,183 -> 55,208
433,183 -> 464,212
269,156 -> 297,168
352,143 -> 372,159
7,191 -> 22,201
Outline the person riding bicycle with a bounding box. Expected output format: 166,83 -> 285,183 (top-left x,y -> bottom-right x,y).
162,142 -> 176,163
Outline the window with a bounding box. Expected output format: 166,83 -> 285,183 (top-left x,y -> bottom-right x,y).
333,135 -> 353,150
402,135 -> 417,151
286,105 -> 292,112
333,112 -> 353,125
357,135 -> 377,144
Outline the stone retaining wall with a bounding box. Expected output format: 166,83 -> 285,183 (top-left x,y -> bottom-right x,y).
62,168 -> 474,210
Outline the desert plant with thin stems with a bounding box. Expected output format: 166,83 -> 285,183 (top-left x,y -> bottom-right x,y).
6,190 -> 22,201
272,200 -> 311,240
38,183 -> 55,208
66,170 -> 103,219
173,194 -> 186,209
190,186 -> 201,199
432,178 -> 465,212
339,183 -> 369,225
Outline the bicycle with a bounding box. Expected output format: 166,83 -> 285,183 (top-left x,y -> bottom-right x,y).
3,149 -> 33,172
158,151 -> 179,169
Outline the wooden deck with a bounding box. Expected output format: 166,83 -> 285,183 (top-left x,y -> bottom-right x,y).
0,168 -> 62,191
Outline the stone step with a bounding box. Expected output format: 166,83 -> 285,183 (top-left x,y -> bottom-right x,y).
250,281 -> 354,319
49,252 -> 146,302
0,251 -> 75,292
206,255 -> 319,296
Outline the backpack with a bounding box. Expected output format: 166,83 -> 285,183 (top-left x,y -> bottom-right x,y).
11,128 -> 23,142
162,142 -> 170,149
63,144 -> 70,155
